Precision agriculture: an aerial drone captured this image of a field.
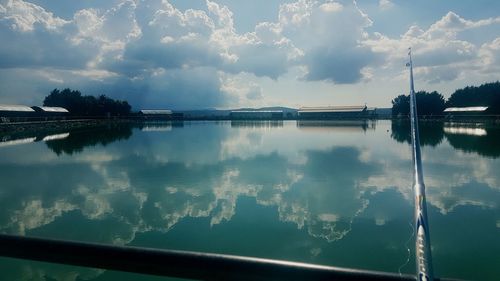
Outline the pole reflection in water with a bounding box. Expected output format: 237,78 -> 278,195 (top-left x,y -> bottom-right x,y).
0,120 -> 499,281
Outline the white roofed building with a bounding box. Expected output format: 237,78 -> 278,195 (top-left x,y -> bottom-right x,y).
31,106 -> 69,114
139,109 -> 173,120
0,104 -> 35,112
298,105 -> 370,119
444,106 -> 489,118
139,110 -> 173,115
444,106 -> 488,113
0,104 -> 35,120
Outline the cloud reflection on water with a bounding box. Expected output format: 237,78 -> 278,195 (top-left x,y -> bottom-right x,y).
0,120 -> 499,280
1,120 -> 498,237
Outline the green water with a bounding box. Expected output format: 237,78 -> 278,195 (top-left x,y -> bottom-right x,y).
0,120 -> 499,281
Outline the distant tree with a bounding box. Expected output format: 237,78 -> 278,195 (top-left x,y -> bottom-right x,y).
43,88 -> 131,116
446,81 -> 500,114
391,91 -> 446,117
415,91 -> 446,116
391,94 -> 410,117
43,88 -> 83,114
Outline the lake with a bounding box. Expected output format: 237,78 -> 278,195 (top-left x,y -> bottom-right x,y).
0,120 -> 499,281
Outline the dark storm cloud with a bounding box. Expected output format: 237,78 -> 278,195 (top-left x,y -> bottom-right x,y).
303,46 -> 377,83
0,19 -> 97,69
95,67 -> 231,109
226,43 -> 290,79
117,39 -> 223,77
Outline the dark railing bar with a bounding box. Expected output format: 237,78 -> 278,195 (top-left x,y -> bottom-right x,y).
0,234 -> 464,281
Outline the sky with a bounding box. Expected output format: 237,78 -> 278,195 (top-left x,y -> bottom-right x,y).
0,0 -> 499,110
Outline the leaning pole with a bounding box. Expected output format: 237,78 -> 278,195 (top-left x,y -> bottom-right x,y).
407,48 -> 434,281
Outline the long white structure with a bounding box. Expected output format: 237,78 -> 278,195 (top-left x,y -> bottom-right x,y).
299,105 -> 367,112
444,106 -> 488,112
32,106 -> 69,113
0,104 -> 35,112
298,105 -> 375,119
139,109 -> 173,115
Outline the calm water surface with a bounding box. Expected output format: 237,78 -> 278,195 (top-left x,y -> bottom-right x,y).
0,120 -> 499,281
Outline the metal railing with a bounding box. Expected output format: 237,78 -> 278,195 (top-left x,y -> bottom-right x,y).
0,234 -> 463,281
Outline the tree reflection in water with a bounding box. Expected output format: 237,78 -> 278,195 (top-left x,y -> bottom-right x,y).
390,120 -> 445,147
0,120 -> 499,281
444,124 -> 500,158
391,119 -> 500,158
45,123 -> 134,155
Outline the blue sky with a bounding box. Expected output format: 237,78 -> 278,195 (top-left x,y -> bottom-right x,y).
0,0 -> 499,109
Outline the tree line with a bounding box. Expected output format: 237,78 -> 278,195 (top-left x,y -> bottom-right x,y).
44,88 -> 131,116
392,81 -> 500,116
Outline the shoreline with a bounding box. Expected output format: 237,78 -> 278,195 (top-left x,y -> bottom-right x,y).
1,116 -> 499,134
0,119 -> 135,142
0,118 -> 132,132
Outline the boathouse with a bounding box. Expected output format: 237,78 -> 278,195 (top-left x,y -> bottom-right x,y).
0,104 -> 35,122
31,106 -> 69,117
444,106 -> 490,120
139,109 -> 173,120
444,106 -> 488,115
298,105 -> 370,119
0,104 -> 35,117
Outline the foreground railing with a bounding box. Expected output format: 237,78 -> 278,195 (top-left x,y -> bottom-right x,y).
0,234 -> 463,281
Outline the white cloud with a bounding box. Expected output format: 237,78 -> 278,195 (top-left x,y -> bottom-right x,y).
277,0 -> 379,83
100,0 -> 141,42
220,74 -> 264,107
364,11 -> 500,84
427,11 -> 500,37
0,0 -> 68,32
0,0 -> 386,106
278,0 -> 313,26
479,37 -> 500,74
0,1 -> 99,70
378,0 -> 394,11
73,8 -> 102,39
319,2 -> 343,13
1,0 -> 500,108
